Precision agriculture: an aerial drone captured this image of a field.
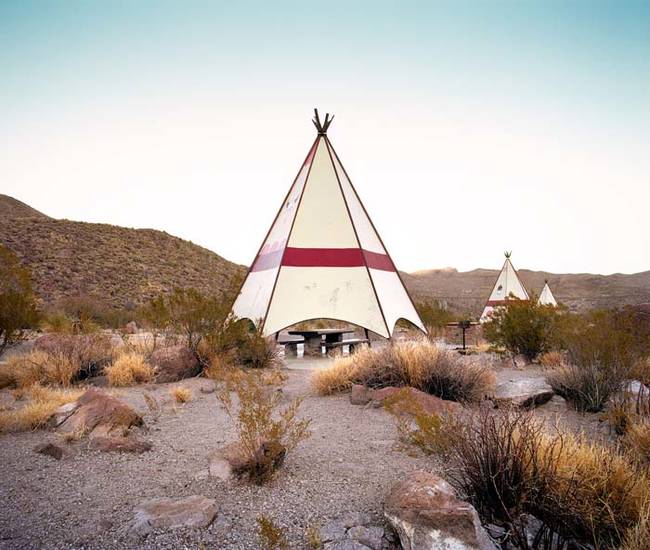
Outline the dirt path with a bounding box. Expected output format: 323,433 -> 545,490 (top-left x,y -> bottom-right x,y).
0,361 -> 433,549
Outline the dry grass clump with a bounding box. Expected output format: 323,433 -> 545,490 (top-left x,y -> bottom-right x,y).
625,420 -> 650,464
311,340 -> 494,403
0,384 -> 83,433
443,407 -> 649,548
1,350 -> 79,388
170,386 -> 191,403
217,368 -> 311,483
34,333 -> 114,378
546,363 -> 624,412
105,352 -> 155,386
257,515 -> 288,549
538,350 -> 565,368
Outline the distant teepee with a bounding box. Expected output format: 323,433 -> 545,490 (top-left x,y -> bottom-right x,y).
538,280 -> 558,307
480,252 -> 530,321
231,110 -> 425,338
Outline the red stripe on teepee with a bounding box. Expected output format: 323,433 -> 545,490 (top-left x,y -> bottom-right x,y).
281,247 -> 394,271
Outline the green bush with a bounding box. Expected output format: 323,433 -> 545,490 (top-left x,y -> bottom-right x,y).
482,297 -> 559,361
0,245 -> 39,353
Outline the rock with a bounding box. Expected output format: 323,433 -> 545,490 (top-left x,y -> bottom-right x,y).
385,471 -> 495,550
494,378 -> 554,409
324,541 -> 371,550
34,442 -> 66,460
511,354 -> 529,368
125,321 -> 138,334
89,435 -> 152,453
209,442 -> 247,481
624,380 -> 649,397
340,511 -> 372,529
351,386 -> 462,415
131,495 -> 217,535
48,402 -> 79,428
321,520 -> 348,543
150,345 -> 201,383
348,525 -> 384,550
350,384 -> 373,405
200,383 -> 215,394
57,388 -> 143,436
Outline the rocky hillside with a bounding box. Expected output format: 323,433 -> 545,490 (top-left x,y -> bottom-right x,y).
403,267 -> 650,315
0,195 -> 245,310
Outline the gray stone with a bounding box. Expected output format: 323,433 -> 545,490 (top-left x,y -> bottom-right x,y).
494,377 -> 554,409
340,511 -> 372,528
321,520 -> 348,543
348,525 -> 384,550
131,495 -> 217,534
350,385 -> 372,405
324,541 -> 371,550
385,470 -> 495,550
49,402 -> 79,428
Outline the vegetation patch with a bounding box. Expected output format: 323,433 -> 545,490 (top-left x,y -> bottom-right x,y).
105,351 -> 156,386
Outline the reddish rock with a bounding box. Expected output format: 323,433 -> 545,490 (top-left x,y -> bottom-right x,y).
385,471 -> 495,550
57,388 -> 142,436
350,385 -> 462,415
89,435 -> 152,453
131,495 -> 218,534
150,345 -> 201,383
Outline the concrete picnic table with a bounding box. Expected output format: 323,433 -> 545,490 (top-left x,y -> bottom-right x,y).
287,328 -> 356,357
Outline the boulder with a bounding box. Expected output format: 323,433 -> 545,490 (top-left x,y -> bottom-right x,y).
57,388 -> 142,436
324,541 -> 371,550
124,321 -> 138,334
89,435 -> 152,453
347,525 -> 384,550
494,378 -> 554,409
385,471 -> 495,550
350,385 -> 462,415
48,402 -> 79,428
150,345 -> 201,383
131,495 -> 217,535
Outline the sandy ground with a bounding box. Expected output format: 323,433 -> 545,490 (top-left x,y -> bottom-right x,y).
0,354 -> 613,549
0,358 -> 433,550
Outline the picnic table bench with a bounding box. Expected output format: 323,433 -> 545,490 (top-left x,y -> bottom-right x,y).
286,328 -> 361,357
325,338 -> 370,355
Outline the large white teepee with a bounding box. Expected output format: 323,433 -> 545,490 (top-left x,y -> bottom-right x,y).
480,252 -> 529,322
538,280 -> 558,307
231,111 -> 425,338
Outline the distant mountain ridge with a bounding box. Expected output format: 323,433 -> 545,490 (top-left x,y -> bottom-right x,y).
0,195 -> 245,310
1,194 -> 647,316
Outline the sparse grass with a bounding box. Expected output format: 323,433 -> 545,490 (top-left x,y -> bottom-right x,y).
257,515 -> 288,550
538,350 -> 565,368
34,333 -> 114,379
217,368 -> 311,483
546,363 -> 624,412
0,384 -> 83,433
142,392 -> 161,422
105,351 -> 155,386
625,420 -> 650,464
305,523 -> 322,549
620,499 -> 650,550
170,386 -> 191,403
260,369 -> 288,386
311,339 -> 494,403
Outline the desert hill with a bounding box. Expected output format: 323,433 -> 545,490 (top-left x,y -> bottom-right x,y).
1,194 -> 648,316
0,195 -> 245,310
403,267 -> 650,315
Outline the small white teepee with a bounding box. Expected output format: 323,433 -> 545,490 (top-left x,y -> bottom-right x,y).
480,252 -> 529,322
538,280 -> 558,307
231,110 -> 425,338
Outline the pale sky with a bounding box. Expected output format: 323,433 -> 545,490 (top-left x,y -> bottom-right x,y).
1,1 -> 649,275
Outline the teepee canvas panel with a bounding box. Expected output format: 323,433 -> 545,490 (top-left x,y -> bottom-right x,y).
538,281 -> 558,307
231,111 -> 425,338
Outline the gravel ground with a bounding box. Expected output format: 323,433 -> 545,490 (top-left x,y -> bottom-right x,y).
0,359 -> 434,549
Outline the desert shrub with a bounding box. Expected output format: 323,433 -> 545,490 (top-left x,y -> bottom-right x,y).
54,294 -> 136,330
482,298 -> 559,361
257,515 -> 288,549
217,368 -> 311,483
170,386 -> 191,403
538,350 -> 565,368
625,420 -> 650,464
620,499 -> 650,550
443,407 -> 649,549
311,340 -> 494,403
0,384 -> 83,433
0,244 -> 40,353
546,363 -> 624,413
34,333 -> 114,379
383,387 -> 457,456
105,352 -> 155,386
